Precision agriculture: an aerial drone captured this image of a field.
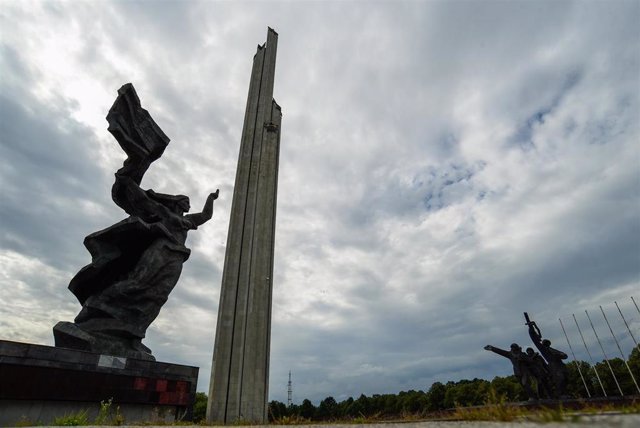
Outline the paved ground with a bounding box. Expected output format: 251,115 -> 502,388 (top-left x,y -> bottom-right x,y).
263,414 -> 636,427
14,414 -> 640,428
235,414 -> 633,427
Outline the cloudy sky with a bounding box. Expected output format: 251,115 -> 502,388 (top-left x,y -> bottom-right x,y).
1,0 -> 639,404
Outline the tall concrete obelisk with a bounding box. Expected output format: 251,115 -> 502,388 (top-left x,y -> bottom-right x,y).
207,28 -> 281,424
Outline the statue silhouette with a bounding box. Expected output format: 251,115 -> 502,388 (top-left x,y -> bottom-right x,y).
484,343 -> 537,400
54,84 -> 218,360
525,313 -> 569,398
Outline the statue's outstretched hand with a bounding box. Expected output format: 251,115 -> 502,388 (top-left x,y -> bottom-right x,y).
484,345 -> 493,351
202,189 -> 219,216
186,189 -> 219,227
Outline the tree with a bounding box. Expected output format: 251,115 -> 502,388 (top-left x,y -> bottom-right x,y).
268,400 -> 288,421
628,347 -> 640,379
317,396 -> 338,420
338,396 -> 354,418
355,394 -> 372,416
299,398 -> 316,419
565,360 -> 594,398
441,379 -> 485,408
595,357 -> 638,396
425,381 -> 446,411
192,392 -> 208,422
398,390 -> 426,414
490,375 -> 525,402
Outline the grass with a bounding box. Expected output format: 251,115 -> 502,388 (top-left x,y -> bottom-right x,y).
575,400 -> 640,415
446,395 -> 640,423
14,416 -> 43,427
46,398 -> 125,426
449,388 -> 525,422
267,397 -> 640,424
14,395 -> 640,426
269,415 -> 312,425
94,398 -> 124,426
51,410 -> 90,426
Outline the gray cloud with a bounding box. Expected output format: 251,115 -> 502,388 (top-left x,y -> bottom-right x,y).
1,0 -> 638,405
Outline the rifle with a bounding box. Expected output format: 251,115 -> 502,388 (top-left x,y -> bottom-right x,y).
524,312 -> 542,338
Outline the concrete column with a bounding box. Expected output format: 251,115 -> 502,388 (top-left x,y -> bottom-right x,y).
207,28 -> 280,424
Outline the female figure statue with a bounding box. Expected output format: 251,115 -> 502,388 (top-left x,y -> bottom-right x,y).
54,84 -> 218,360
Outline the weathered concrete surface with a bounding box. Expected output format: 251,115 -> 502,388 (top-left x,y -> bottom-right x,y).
10,414 -> 640,427
1,401 -> 179,427
207,27 -> 281,425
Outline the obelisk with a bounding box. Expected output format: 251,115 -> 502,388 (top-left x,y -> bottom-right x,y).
207,28 -> 281,424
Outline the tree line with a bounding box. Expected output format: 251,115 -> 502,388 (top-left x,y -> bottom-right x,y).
192,348 -> 639,422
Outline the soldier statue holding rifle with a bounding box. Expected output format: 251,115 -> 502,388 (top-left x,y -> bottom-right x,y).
525,312 -> 569,398
485,312 -> 570,401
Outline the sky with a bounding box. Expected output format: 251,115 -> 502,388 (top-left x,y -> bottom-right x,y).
1,0 -> 639,405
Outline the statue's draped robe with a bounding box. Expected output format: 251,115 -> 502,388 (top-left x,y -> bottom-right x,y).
71,177 -> 195,340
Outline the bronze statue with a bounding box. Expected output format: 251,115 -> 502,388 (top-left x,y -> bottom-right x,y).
525,313 -> 569,398
484,343 -> 537,400
525,347 -> 552,399
53,83 -> 218,360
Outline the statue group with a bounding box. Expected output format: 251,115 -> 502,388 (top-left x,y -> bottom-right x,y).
485,313 -> 569,400
53,83 -> 218,361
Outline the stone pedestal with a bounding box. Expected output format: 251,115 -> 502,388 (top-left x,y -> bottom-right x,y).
0,340 -> 198,426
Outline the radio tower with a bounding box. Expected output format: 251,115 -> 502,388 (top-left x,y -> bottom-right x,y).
287,371 -> 292,407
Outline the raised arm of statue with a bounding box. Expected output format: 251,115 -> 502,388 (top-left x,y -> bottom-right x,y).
484,345 -> 510,359
185,189 -> 219,227
524,313 -> 542,340
112,175 -> 167,221
527,321 -> 542,345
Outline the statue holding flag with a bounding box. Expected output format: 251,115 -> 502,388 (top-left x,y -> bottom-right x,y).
54,83 -> 218,361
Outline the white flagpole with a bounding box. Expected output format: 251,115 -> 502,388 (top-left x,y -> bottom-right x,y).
600,305 -> 640,394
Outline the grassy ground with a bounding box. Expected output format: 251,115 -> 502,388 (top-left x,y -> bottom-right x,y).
269,396 -> 640,425
447,398 -> 640,423
13,396 -> 640,426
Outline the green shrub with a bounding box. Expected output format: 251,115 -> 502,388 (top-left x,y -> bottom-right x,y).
52,409 -> 89,426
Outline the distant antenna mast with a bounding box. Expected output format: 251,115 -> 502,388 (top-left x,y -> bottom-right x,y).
287,371 -> 292,407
